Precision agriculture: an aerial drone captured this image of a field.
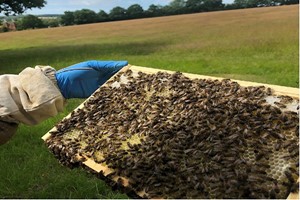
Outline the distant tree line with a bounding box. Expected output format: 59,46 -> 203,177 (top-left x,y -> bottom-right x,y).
59,0 -> 299,26
1,0 -> 298,31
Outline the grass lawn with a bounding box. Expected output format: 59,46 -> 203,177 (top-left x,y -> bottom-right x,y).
0,5 -> 298,198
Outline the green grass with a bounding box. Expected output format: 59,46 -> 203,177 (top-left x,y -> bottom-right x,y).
0,5 -> 298,198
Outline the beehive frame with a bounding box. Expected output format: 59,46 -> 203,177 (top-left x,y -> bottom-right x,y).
42,65 -> 299,199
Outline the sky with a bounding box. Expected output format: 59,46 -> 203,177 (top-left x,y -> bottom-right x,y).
23,0 -> 235,15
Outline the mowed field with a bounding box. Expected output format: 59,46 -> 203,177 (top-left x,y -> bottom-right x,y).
0,5 -> 299,198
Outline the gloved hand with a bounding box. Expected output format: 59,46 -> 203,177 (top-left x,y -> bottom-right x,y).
55,60 -> 128,99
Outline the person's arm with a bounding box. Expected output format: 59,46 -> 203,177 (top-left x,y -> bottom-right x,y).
0,66 -> 65,144
0,60 -> 128,145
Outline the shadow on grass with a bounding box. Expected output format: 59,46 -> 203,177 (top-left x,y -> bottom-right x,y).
0,40 -> 169,74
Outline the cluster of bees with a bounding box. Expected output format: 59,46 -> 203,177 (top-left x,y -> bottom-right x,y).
46,69 -> 299,199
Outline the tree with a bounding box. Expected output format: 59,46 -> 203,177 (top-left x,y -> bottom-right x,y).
98,10 -> 109,22
202,0 -> 224,11
233,0 -> 283,8
161,5 -> 174,15
74,9 -> 98,25
146,4 -> 163,17
169,0 -> 187,14
186,0 -> 205,12
0,22 -> 9,32
109,6 -> 127,21
233,0 -> 250,8
1,26 -> 9,32
61,11 -> 75,26
42,18 -> 59,28
0,0 -> 46,16
127,4 -> 144,19
282,0 -> 299,4
17,15 -> 44,30
273,0 -> 299,5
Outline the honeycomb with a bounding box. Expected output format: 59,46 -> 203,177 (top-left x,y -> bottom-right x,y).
45,69 -> 299,199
